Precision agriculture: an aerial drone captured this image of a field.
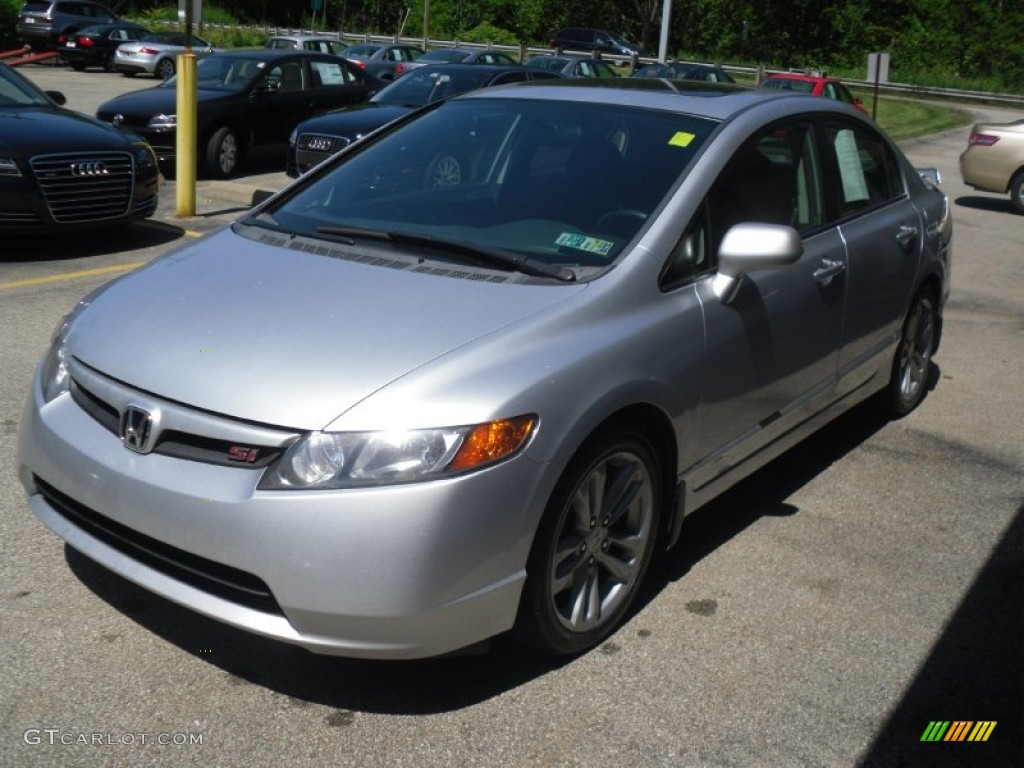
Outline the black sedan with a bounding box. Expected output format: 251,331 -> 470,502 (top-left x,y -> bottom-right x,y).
96,50 -> 383,178
57,22 -> 149,72
287,63 -> 560,177
0,61 -> 158,233
631,62 -> 735,83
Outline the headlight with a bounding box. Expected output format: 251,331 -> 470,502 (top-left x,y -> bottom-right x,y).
147,113 -> 176,131
0,158 -> 23,177
258,415 -> 536,490
288,126 -> 297,148
40,326 -> 70,403
39,281 -> 121,403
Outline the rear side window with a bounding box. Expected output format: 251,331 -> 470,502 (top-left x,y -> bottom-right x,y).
311,59 -> 356,87
823,120 -> 903,216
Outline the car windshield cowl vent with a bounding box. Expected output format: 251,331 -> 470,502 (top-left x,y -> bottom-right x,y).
244,229 -> 514,283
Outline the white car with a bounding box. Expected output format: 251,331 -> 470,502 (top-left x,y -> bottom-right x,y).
265,34 -> 347,55
113,31 -> 219,80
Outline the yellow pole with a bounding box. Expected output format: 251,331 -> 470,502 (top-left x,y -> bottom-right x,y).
175,52 -> 197,217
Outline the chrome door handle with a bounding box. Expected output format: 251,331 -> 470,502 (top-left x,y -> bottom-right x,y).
896,224 -> 919,250
813,258 -> 845,286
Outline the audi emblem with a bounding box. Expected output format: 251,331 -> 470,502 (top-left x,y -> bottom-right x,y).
70,161 -> 110,177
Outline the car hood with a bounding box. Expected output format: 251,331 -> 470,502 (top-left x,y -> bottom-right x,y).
297,103 -> 415,138
0,108 -> 137,154
68,227 -> 586,430
97,87 -> 233,119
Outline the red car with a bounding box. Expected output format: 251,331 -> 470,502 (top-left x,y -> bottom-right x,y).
760,73 -> 868,115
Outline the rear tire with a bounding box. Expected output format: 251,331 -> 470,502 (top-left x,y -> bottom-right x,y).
883,288 -> 937,417
156,58 -> 175,80
1010,171 -> 1024,215
514,430 -> 661,655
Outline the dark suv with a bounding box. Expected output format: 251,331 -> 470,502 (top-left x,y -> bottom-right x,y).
548,27 -> 644,58
17,0 -> 118,50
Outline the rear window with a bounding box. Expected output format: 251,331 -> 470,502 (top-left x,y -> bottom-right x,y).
21,1 -> 52,11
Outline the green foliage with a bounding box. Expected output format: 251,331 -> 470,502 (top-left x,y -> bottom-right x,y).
0,0 -> 20,49
1,0 -> 1020,92
459,22 -> 518,47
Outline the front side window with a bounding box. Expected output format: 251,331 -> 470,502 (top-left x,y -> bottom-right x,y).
662,120 -> 823,290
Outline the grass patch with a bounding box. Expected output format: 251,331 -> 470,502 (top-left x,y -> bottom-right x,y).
871,96 -> 974,140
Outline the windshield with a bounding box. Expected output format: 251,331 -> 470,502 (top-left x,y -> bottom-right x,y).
253,97 -> 716,276
0,65 -> 54,108
374,68 -> 497,107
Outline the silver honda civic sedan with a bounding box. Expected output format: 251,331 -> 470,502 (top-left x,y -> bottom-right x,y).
18,79 -> 952,659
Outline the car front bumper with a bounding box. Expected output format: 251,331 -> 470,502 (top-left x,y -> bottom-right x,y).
17,367 -> 550,659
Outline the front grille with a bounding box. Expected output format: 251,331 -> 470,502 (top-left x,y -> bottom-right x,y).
30,151 -> 134,223
70,378 -> 286,469
297,133 -> 351,155
35,476 -> 284,615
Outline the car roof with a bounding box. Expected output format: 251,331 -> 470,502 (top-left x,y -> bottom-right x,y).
407,62 -> 538,75
451,77 -> 847,123
210,49 -> 334,61
269,35 -> 339,42
763,72 -> 831,83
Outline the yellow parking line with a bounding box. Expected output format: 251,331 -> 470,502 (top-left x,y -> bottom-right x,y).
0,262 -> 145,291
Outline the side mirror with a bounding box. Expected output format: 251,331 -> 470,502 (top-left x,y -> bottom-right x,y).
917,167 -> 942,186
712,222 -> 803,303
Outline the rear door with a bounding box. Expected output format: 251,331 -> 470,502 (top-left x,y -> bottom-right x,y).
307,56 -> 379,112
821,117 -> 924,392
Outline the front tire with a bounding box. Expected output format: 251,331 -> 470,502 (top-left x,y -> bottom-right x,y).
514,430 -> 661,655
204,126 -> 240,179
884,288 -> 937,416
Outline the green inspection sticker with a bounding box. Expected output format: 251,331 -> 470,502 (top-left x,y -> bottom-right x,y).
555,232 -> 615,257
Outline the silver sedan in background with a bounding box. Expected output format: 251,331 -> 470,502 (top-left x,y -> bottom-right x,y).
113,31 -> 219,80
17,79 -> 951,660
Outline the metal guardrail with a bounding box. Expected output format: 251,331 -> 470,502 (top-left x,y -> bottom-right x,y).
151,21 -> 1024,108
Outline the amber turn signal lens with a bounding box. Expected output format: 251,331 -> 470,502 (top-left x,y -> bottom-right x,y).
448,415 -> 536,471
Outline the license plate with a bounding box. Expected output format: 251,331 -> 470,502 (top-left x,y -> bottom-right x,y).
66,41 -> 76,47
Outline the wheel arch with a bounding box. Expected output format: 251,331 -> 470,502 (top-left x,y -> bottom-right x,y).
912,273 -> 944,354
554,402 -> 680,552
199,117 -> 251,156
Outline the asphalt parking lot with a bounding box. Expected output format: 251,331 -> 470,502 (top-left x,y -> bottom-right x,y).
0,62 -> 1021,767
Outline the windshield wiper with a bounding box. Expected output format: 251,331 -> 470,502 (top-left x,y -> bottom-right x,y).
315,226 -> 577,282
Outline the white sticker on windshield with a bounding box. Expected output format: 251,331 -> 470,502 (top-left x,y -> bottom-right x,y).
556,233 -> 614,257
